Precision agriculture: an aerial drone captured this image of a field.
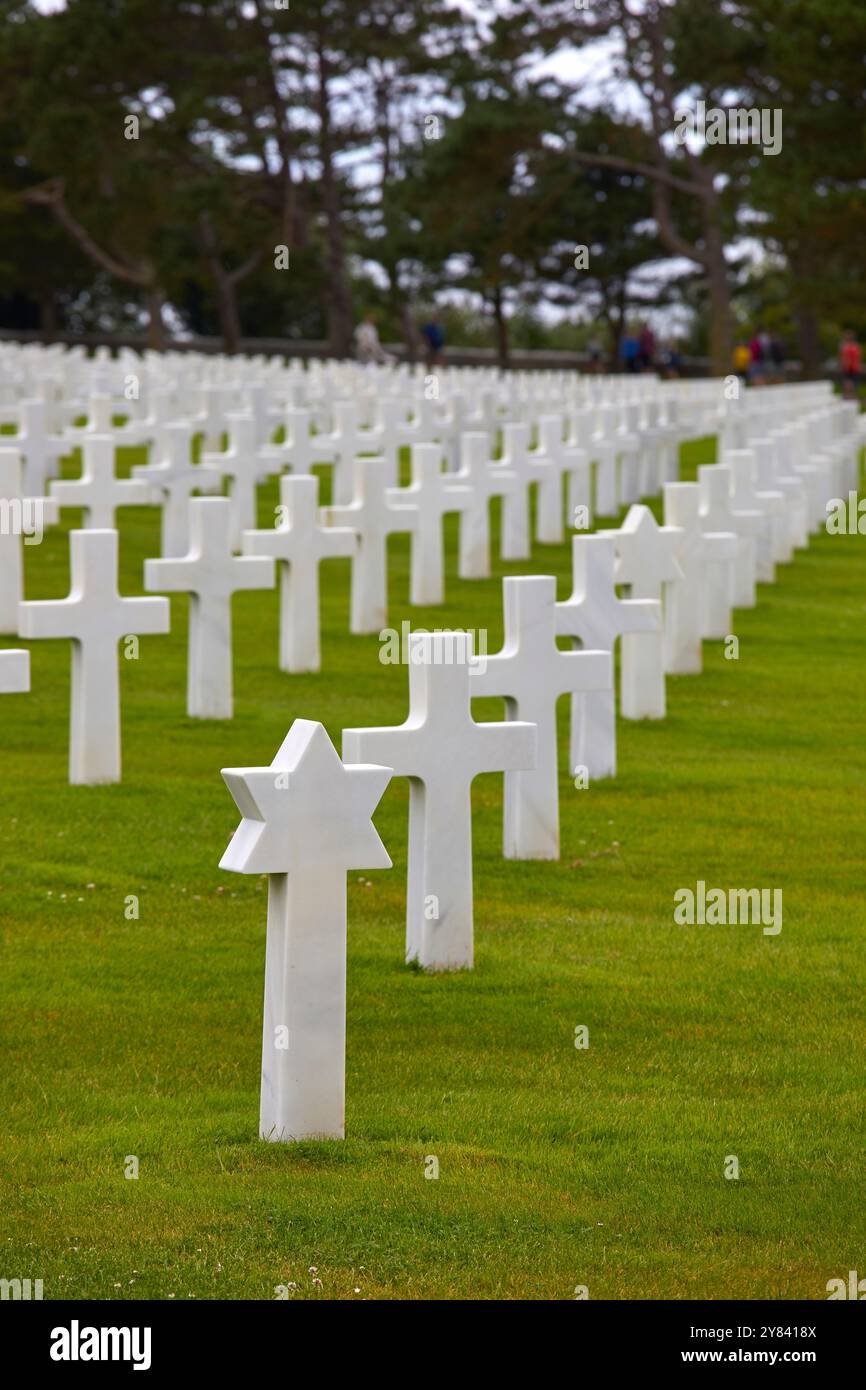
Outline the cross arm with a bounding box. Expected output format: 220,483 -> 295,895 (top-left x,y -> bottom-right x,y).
470,719 -> 536,778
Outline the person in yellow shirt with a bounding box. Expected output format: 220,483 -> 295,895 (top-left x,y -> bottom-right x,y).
733,342 -> 751,381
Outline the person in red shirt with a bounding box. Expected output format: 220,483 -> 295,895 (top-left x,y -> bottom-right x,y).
839,330 -> 862,399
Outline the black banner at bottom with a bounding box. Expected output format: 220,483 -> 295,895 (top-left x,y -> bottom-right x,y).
1,1298 -> 860,1374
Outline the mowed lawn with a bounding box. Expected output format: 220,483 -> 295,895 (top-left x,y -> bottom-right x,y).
1,431 -> 864,1302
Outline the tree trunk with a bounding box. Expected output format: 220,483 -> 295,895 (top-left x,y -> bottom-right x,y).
316,38 -> 354,358
491,284 -> 510,370
39,288 -> 57,342
702,212 -> 731,376
145,287 -> 166,350
215,273 -> 241,355
398,299 -> 420,364
795,301 -> 822,380
610,282 -> 627,371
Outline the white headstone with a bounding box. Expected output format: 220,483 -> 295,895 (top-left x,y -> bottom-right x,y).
243,474 -> 355,673
342,631 -> 536,970
723,448 -> 779,582
16,399 -> 67,497
499,423 -> 531,560
454,432 -> 520,581
0,448 -> 58,634
51,435 -> 152,528
220,719 -> 392,1141
202,413 -> 262,549
145,496 -> 274,719
662,483 -> 737,674
471,576 -> 611,859
529,417 -> 586,545
698,463 -> 763,618
386,443 -> 471,606
602,504 -> 682,719
555,534 -> 659,779
323,457 -> 417,634
134,423 -> 222,557
0,648 -> 29,693
19,529 -> 170,783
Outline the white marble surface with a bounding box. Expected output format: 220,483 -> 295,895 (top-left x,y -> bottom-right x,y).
723,448 -> 779,582
202,412 -> 262,550
663,482 -> 737,674
602,505 -> 682,720
0,448 -> 58,634
454,432 -> 517,580
145,496 -> 273,719
243,474 -> 355,672
698,463 -> 763,616
343,631 -> 536,971
471,576 -> 610,860
555,534 -> 659,779
221,720 -> 392,1142
387,443 -> 471,606
134,423 -> 222,557
0,648 -> 29,694
499,422 -> 532,560
19,529 -> 169,783
51,435 -> 151,528
323,457 -> 417,634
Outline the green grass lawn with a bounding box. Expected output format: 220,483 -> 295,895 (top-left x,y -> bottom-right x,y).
1,434 -> 864,1301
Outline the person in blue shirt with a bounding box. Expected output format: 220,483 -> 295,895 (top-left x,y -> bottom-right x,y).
621,331 -> 640,373
421,310 -> 445,368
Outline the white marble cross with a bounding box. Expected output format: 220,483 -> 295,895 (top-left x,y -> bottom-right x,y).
322,400 -> 385,501
613,405 -> 642,506
145,496 -> 273,719
387,443 -> 471,606
220,719 -> 392,1141
662,482 -> 737,674
0,448 -> 58,633
343,631 -> 536,971
698,463 -> 763,620
323,457 -> 417,634
528,417 -> 586,546
588,405 -> 619,516
751,436 -> 807,555
602,504 -> 682,719
454,432 -> 519,580
723,448 -> 779,583
202,413 -> 262,549
555,534 -> 659,779
51,436 -> 152,528
471,576 -> 610,860
0,647 -> 29,693
134,423 -> 222,557
499,422 -> 532,560
243,475 -> 355,673
15,399 -> 67,498
19,529 -> 170,783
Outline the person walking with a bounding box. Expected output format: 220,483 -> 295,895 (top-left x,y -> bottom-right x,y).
839,330 -> 862,399
420,310 -> 445,369
621,329 -> 640,374
355,312 -> 394,366
638,321 -> 656,372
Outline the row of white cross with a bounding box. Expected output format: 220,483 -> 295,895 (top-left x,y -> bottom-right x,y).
0,350 -> 728,777
1,345 -> 862,1143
